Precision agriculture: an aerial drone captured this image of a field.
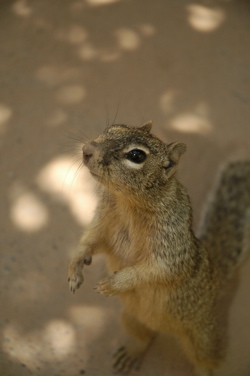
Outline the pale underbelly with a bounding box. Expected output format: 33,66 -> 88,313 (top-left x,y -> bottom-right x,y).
118,286 -> 176,332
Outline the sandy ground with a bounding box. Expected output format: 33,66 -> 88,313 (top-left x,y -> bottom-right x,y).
1,0 -> 250,375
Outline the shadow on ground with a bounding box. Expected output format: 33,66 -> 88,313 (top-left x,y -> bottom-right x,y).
0,0 -> 250,375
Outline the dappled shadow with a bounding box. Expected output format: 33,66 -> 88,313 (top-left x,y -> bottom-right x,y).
1,0 -> 250,375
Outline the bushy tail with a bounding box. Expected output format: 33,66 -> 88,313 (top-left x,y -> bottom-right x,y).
198,161 -> 250,279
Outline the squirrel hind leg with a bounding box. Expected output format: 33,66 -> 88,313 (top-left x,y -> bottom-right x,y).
179,321 -> 226,376
113,310 -> 156,374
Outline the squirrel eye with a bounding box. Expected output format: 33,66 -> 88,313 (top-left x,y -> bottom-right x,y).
125,149 -> 147,164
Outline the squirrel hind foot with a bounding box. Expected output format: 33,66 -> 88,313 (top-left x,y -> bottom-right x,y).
112,343 -> 147,375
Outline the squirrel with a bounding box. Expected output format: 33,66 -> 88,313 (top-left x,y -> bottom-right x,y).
68,121 -> 250,376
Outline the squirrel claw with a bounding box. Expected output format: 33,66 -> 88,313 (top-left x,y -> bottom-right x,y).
95,275 -> 117,296
68,274 -> 83,294
68,263 -> 84,294
112,346 -> 142,374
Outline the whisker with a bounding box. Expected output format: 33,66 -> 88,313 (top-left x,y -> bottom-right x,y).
74,128 -> 91,143
59,143 -> 82,154
105,103 -> 110,127
63,130 -> 84,144
71,160 -> 84,188
59,128 -> 90,159
62,155 -> 83,192
112,99 -> 121,125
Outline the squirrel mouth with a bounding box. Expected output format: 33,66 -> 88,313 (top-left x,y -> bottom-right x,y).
89,171 -> 102,181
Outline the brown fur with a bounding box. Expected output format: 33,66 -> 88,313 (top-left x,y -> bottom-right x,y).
68,122 -> 250,376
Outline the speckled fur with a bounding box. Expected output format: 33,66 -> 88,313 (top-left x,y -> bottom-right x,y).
68,123 -> 250,376
198,161 -> 250,280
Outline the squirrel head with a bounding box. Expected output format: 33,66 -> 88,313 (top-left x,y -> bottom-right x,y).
82,122 -> 186,197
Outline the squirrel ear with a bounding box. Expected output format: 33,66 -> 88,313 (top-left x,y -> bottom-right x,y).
167,142 -> 187,163
139,121 -> 152,133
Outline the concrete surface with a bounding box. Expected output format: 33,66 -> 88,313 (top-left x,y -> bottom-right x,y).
0,0 -> 250,375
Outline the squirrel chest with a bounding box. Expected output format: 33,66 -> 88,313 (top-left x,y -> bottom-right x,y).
102,196 -> 149,269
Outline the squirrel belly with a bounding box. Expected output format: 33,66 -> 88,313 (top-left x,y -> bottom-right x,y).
99,177 -> 217,332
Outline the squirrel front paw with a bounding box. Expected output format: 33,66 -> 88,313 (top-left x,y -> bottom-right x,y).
96,274 -> 118,296
68,256 -> 92,294
68,261 -> 84,294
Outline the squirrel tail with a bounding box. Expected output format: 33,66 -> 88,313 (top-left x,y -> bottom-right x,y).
198,161 -> 250,279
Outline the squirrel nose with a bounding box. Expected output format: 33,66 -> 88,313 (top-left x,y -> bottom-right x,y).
82,143 -> 95,164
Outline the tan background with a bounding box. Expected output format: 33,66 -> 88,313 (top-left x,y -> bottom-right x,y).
0,0 -> 250,375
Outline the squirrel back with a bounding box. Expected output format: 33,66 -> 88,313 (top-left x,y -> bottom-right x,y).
198,161 -> 250,279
